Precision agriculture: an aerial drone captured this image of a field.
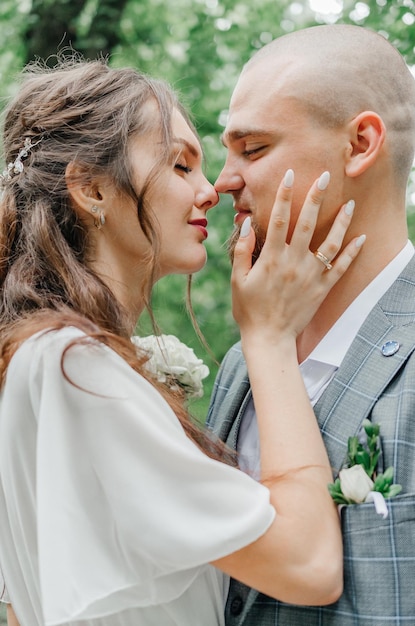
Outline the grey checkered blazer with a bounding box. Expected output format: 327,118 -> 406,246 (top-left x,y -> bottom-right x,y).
207,255 -> 415,625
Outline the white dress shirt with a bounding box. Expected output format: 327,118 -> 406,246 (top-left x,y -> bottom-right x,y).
238,241 -> 415,479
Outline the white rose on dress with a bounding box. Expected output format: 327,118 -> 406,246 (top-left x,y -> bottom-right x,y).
339,465 -> 374,503
131,334 -> 209,399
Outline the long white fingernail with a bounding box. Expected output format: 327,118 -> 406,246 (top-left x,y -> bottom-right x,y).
317,171 -> 330,191
284,168 -> 294,188
240,216 -> 251,238
355,234 -> 366,248
344,199 -> 355,216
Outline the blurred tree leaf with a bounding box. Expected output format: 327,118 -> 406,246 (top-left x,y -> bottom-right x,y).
24,0 -> 88,63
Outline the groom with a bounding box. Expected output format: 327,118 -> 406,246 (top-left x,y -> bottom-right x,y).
208,24 -> 415,625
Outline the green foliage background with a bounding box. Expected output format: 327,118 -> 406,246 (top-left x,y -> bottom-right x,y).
0,0 -> 415,435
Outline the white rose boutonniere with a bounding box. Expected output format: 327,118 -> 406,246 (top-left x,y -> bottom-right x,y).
338,465 -> 374,503
328,420 -> 402,518
131,334 -> 209,399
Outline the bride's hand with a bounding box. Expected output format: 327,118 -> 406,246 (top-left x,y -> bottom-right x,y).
231,169 -> 365,341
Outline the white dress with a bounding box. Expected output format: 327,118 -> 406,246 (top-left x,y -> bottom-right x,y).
0,328 -> 275,625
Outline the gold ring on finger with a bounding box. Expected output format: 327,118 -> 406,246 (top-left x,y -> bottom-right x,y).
314,249 -> 333,271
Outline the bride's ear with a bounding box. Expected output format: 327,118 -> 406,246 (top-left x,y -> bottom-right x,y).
65,162 -> 105,219
344,111 -> 385,178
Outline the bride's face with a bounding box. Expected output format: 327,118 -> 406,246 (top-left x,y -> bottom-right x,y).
112,108 -> 218,282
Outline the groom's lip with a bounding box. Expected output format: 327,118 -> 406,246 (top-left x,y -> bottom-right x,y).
234,208 -> 251,224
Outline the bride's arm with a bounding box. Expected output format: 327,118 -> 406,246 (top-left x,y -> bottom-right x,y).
7,605 -> 19,626
213,171 -> 363,605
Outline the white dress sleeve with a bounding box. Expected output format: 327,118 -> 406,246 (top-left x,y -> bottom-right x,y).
22,329 -> 275,624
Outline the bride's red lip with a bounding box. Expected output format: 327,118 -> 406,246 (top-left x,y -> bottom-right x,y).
189,219 -> 208,239
189,219 -> 208,227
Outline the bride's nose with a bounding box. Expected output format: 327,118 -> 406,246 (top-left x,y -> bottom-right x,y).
195,178 -> 219,211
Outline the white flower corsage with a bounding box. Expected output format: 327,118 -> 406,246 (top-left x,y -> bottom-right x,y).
328,420 -> 402,519
131,334 -> 209,399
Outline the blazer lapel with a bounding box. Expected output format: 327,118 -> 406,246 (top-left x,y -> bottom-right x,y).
314,257 -> 415,474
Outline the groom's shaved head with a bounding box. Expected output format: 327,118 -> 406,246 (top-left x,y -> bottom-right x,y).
240,25 -> 415,181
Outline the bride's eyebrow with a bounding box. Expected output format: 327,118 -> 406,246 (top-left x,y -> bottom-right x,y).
172,137 -> 200,158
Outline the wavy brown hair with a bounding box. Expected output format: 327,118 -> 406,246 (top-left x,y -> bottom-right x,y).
0,58 -> 235,465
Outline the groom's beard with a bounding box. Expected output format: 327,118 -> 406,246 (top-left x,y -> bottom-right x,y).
227,220 -> 266,266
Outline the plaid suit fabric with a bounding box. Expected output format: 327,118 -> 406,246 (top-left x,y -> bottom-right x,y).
207,257 -> 415,625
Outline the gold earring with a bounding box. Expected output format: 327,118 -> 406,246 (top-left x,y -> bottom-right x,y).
91,205 -> 106,230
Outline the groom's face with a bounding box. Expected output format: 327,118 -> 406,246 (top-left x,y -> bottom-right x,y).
216,58 -> 346,260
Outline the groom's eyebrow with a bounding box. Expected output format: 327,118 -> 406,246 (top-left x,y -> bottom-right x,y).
221,128 -> 269,147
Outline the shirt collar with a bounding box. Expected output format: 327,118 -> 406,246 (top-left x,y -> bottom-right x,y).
306,240 -> 415,368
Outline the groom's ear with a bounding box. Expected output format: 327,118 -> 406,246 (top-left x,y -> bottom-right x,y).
344,111 -> 385,178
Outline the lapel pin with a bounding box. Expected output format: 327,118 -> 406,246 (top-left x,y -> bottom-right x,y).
381,340 -> 400,357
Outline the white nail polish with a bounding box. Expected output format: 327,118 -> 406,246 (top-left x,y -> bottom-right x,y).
284,169 -> 294,188
355,234 -> 366,248
240,216 -> 251,238
317,171 -> 330,191
344,199 -> 355,216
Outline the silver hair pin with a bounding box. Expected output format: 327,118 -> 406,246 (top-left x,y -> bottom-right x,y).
0,137 -> 42,188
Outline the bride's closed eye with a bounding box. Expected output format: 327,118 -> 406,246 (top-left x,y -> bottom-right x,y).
175,162 -> 192,174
